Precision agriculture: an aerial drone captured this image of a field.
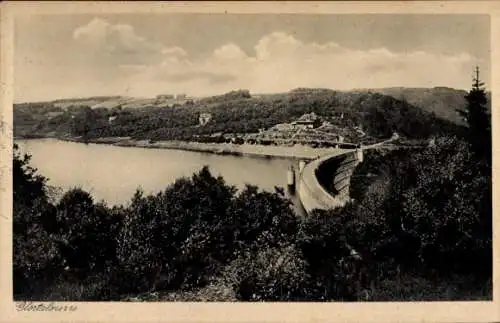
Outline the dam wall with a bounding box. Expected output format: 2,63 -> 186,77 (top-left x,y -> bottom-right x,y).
298,149 -> 363,215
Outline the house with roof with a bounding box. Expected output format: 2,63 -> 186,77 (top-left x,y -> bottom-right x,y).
199,113 -> 212,126
292,112 -> 321,129
156,94 -> 175,100
108,115 -> 118,124
45,111 -> 64,119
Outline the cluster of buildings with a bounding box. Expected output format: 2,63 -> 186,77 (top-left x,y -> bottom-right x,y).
154,93 -> 196,107
265,113 -> 344,143
104,105 -> 350,147
272,112 -> 321,131
155,93 -> 187,101
197,112 -> 346,145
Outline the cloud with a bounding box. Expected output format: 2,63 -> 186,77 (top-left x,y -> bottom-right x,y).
72,18 -> 170,66
161,46 -> 187,57
213,44 -> 248,60
73,18 -> 109,45
181,32 -> 479,94
69,20 -> 481,98
255,32 -> 302,60
73,18 -> 157,51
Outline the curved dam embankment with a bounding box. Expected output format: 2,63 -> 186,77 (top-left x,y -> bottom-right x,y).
298,149 -> 363,215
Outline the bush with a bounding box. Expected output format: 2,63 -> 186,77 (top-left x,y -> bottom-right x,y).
114,169 -> 304,295
299,136 -> 492,301
228,185 -> 298,252
296,210 -> 363,301
13,144 -> 62,296
54,188 -> 121,278
41,271 -> 121,301
399,137 -> 491,277
13,220 -> 62,297
220,244 -> 308,301
345,136 -> 492,281
116,167 -> 237,293
13,143 -> 49,207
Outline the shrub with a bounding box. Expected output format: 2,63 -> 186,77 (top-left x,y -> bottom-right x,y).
296,210 -> 362,301
13,220 -> 62,297
13,144 -> 62,296
116,167 -> 237,293
41,271 -> 120,301
13,143 -> 48,207
220,244 -> 308,301
399,137 -> 492,277
227,185 -> 298,252
54,188 -> 121,277
345,136 -> 492,282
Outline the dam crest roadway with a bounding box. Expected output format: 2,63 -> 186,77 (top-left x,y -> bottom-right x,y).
297,133 -> 399,215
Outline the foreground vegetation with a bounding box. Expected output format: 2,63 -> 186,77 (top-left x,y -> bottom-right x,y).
13,133 -> 492,301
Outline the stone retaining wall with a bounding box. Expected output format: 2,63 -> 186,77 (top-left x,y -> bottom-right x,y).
298,149 -> 363,214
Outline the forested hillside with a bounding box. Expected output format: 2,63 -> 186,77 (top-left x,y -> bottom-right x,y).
14,89 -> 462,142
362,87 -> 492,125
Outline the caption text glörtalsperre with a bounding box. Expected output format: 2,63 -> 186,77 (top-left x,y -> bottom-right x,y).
16,302 -> 78,312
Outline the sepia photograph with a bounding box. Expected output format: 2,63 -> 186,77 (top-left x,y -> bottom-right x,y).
1,1 -> 498,322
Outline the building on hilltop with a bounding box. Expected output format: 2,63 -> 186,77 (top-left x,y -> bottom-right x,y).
176,94 -> 187,100
210,132 -> 223,138
156,94 -> 175,100
108,115 -> 118,124
354,126 -> 366,137
199,113 -> 212,126
45,111 -> 64,119
292,112 -> 321,129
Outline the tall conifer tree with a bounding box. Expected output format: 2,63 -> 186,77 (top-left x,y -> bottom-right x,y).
458,66 -> 491,160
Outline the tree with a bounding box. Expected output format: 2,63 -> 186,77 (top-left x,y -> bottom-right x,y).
13,144 -> 62,296
13,144 -> 48,207
227,185 -> 298,253
296,209 -> 365,301
54,188 -> 121,277
219,244 -> 308,301
116,167 -> 237,293
400,137 -> 492,278
13,217 -> 62,296
457,66 -> 491,160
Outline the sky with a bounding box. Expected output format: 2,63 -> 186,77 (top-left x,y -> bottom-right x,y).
14,14 -> 491,102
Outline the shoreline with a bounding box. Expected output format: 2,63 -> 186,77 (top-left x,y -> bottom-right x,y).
17,135 -> 348,160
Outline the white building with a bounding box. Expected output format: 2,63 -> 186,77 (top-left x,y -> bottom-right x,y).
292,112 -> 321,129
108,115 -> 118,124
46,111 -> 64,118
199,113 -> 212,126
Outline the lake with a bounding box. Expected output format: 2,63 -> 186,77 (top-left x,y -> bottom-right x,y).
16,139 -> 306,214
